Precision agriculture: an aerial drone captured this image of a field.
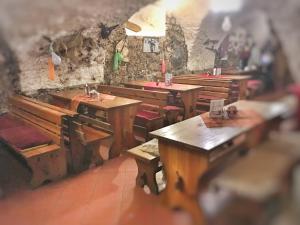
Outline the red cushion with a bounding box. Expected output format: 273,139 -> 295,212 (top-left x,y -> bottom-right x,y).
136,111 -> 161,120
135,110 -> 162,126
163,105 -> 181,111
0,125 -> 52,151
0,114 -> 24,130
247,80 -> 263,89
289,84 -> 300,96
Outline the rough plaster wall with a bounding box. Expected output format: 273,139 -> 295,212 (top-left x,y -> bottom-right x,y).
167,0 -> 210,71
0,0 -> 156,112
19,26 -> 107,95
169,0 -> 300,82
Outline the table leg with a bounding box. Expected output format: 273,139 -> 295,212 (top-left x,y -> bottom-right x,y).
181,90 -> 198,119
239,80 -> 248,100
158,140 -> 209,225
107,105 -> 138,159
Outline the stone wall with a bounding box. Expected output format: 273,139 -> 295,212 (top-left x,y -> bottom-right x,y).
0,31 -> 20,113
0,15 -> 187,113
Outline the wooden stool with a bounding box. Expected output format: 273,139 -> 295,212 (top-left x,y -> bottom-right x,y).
127,139 -> 162,194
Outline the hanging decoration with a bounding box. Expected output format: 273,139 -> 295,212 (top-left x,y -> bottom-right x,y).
116,38 -> 129,62
99,23 -> 119,39
113,50 -> 124,72
48,57 -> 55,81
222,16 -> 232,32
47,42 -> 62,80
51,51 -> 62,66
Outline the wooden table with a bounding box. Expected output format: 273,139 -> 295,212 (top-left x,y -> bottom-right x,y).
171,74 -> 252,100
49,90 -> 142,158
122,81 -> 203,119
150,98 -> 294,225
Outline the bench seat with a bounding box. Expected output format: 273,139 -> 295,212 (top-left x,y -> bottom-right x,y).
0,125 -> 52,151
0,95 -> 77,188
0,113 -> 24,130
136,110 -> 161,121
127,139 -> 162,194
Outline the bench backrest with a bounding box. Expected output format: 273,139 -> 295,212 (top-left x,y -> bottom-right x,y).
97,85 -> 169,108
8,95 -> 77,145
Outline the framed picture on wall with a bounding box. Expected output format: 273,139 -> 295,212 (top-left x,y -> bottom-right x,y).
143,37 -> 160,53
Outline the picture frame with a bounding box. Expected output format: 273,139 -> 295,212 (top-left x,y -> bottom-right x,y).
143,37 -> 160,53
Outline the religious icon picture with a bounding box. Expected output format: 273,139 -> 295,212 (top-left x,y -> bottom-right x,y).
143,37 -> 160,53
209,99 -> 225,118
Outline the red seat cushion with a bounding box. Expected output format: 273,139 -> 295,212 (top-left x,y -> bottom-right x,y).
0,114 -> 24,130
136,111 -> 161,120
163,105 -> 181,111
135,110 -> 162,126
289,84 -> 300,96
0,125 -> 52,151
247,80 -> 263,89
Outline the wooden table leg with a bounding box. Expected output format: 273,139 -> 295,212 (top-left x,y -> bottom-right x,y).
239,80 -> 248,100
107,105 -> 138,159
181,90 -> 198,119
158,140 -> 209,225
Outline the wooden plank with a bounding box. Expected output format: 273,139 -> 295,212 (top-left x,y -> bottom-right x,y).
22,144 -> 60,158
199,91 -> 233,99
78,114 -> 113,134
201,86 -> 230,93
98,85 -> 168,100
10,106 -> 61,135
99,87 -> 168,108
172,79 -> 232,87
9,96 -> 64,125
16,95 -> 78,117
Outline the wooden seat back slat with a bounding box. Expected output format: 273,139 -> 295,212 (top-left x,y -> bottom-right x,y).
7,95 -> 75,145
78,115 -> 113,134
9,96 -> 65,125
17,95 -> 77,117
97,85 -> 170,109
98,85 -> 168,100
10,106 -> 61,135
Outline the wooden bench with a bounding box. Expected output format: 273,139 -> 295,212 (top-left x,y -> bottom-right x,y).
163,75 -> 248,113
0,95 -> 77,187
197,132 -> 300,224
15,95 -> 79,168
69,114 -> 114,173
203,134 -> 300,223
97,85 -> 182,141
127,139 -> 162,194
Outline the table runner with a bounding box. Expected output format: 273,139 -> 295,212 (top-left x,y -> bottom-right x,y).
201,110 -> 264,128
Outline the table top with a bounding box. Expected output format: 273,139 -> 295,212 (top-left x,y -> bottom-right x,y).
50,89 -> 142,111
150,98 -> 294,152
123,81 -> 203,92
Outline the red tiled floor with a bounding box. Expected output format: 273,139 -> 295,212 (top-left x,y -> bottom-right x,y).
0,146 -> 192,225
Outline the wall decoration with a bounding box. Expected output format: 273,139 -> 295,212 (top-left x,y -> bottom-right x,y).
143,37 -> 160,53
